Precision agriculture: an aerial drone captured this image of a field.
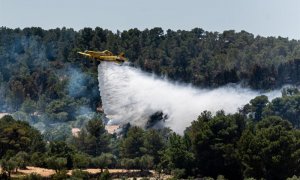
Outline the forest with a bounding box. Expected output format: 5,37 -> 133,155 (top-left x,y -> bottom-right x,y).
0,27 -> 300,179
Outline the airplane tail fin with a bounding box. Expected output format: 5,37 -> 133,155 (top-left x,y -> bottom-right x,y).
119,52 -> 125,58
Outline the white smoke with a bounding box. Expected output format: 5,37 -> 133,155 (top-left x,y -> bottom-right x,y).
98,62 -> 282,133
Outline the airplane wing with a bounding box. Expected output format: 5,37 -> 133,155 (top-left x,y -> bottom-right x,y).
102,50 -> 113,56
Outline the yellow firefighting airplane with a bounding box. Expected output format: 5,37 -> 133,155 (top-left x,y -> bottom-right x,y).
78,50 -> 128,63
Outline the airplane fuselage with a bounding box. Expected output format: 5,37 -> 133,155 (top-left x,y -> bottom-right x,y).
78,50 -> 128,63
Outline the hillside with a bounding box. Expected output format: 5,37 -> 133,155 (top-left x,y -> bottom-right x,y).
1,27 -> 300,139
1,26 -> 300,178
1,27 -> 300,109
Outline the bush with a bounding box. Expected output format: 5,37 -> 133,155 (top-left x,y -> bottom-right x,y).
22,173 -> 43,180
46,157 -> 67,172
99,169 -> 110,180
71,169 -> 89,180
30,152 -> 46,167
287,176 -> 300,180
171,168 -> 185,179
72,153 -> 90,169
51,170 -> 69,180
202,177 -> 214,180
216,175 -> 228,180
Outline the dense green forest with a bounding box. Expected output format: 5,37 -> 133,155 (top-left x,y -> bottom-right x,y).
1,27 -> 300,130
1,91 -> 300,179
1,27 -> 300,179
1,27 -> 300,113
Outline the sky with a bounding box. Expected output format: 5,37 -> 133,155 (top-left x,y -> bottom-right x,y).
1,0 -> 300,39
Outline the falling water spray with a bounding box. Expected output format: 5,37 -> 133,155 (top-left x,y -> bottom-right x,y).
98,62 -> 281,133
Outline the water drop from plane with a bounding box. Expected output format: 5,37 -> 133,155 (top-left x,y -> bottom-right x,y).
98,62 -> 281,133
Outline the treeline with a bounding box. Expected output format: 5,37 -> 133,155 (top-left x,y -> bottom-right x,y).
1,89 -> 300,179
1,27 -> 300,121
2,27 -> 300,112
2,26 -> 300,131
241,87 -> 300,128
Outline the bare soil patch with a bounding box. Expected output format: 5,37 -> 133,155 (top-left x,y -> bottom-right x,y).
7,166 -> 170,179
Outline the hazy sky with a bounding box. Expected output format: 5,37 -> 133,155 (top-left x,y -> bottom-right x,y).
1,0 -> 300,39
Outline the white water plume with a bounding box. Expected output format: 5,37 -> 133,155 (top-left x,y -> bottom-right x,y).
98,62 -> 282,133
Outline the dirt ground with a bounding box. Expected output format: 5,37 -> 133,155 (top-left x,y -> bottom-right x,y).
15,166 -> 56,177
6,166 -> 171,179
12,167 -> 129,177
105,125 -> 120,134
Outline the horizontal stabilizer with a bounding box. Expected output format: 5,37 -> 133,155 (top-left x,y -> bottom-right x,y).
78,52 -> 92,57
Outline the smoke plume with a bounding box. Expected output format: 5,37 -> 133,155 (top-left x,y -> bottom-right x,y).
98,62 -> 282,133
